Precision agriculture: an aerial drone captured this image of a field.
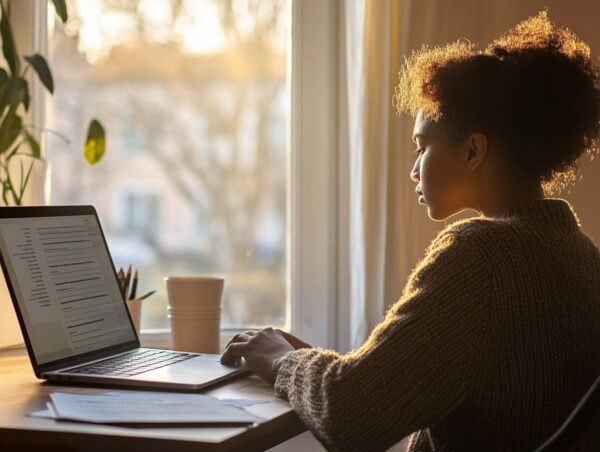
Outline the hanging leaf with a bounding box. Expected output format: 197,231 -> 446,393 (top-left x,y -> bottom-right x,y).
84,119 -> 105,165
0,69 -> 7,111
0,4 -> 19,77
0,68 -> 8,86
23,79 -> 29,111
22,129 -> 41,159
0,78 -> 27,115
51,0 -> 68,24
0,107 -> 22,154
24,54 -> 54,94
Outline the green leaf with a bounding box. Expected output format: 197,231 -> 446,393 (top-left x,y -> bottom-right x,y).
0,78 -> 27,114
84,119 -> 105,165
0,107 -> 22,154
22,129 -> 41,159
51,0 -> 68,24
0,4 -> 20,76
23,79 -> 29,111
24,54 -> 54,94
0,68 -> 9,104
0,68 -> 8,85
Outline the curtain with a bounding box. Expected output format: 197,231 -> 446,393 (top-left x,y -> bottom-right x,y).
345,0 -> 444,349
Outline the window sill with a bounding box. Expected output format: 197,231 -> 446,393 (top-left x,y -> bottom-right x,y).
140,329 -> 241,354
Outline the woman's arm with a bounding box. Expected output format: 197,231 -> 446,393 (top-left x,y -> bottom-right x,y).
272,225 -> 492,451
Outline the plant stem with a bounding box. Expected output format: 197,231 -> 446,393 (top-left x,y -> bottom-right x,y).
22,124 -> 71,144
19,160 -> 34,204
5,163 -> 18,205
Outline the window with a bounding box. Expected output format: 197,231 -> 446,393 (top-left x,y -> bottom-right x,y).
46,0 -> 291,331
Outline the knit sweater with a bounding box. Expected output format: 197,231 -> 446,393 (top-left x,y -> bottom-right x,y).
274,198 -> 600,451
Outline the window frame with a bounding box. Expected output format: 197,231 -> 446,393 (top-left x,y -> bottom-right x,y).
289,0 -> 342,349
15,0 -> 345,351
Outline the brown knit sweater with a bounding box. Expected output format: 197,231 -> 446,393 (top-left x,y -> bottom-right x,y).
274,198 -> 600,451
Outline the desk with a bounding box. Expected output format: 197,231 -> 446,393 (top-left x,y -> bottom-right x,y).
0,349 -> 306,451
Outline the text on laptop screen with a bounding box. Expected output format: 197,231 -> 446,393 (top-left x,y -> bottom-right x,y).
0,215 -> 136,364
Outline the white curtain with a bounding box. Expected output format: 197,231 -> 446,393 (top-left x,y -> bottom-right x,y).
344,0 -> 443,349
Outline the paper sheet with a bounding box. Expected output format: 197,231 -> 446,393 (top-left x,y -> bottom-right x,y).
218,398 -> 269,408
102,391 -> 269,409
29,402 -> 60,420
29,409 -> 54,420
42,392 -> 265,424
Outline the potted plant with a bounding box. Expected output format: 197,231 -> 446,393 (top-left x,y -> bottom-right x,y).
0,0 -> 105,206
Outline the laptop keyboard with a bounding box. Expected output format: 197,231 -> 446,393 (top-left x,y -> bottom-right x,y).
62,349 -> 195,377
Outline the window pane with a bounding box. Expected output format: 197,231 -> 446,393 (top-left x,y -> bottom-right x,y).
47,0 -> 290,330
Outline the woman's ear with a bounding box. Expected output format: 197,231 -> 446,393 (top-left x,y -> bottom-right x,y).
464,132 -> 488,170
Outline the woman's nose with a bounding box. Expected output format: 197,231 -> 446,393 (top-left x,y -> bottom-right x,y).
410,158 -> 420,182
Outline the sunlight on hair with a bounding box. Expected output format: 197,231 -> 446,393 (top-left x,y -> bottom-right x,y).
393,10 -> 600,196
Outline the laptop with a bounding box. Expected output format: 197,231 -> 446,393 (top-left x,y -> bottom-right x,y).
0,205 -> 247,390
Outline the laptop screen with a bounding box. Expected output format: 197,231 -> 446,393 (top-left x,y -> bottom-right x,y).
0,214 -> 136,365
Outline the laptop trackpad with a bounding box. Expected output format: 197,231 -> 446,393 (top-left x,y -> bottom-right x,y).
132,353 -> 242,384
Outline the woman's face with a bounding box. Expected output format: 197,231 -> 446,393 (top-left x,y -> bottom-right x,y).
410,110 -> 472,220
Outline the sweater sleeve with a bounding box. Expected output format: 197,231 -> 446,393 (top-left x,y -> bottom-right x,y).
274,224 -> 492,451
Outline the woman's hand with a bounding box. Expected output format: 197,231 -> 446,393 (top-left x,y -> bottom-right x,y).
223,329 -> 312,352
278,330 -> 312,350
220,328 -> 300,384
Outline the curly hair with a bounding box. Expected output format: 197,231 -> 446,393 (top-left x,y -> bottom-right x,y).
393,10 -> 600,193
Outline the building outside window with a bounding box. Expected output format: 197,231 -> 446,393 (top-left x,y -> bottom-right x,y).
120,191 -> 160,243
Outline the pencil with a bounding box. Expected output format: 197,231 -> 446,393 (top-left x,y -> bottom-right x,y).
117,268 -> 125,297
135,289 -> 156,302
129,270 -> 138,300
123,265 -> 132,300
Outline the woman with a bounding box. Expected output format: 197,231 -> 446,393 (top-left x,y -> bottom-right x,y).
221,11 -> 600,451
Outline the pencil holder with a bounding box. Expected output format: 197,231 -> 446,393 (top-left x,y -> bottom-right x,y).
126,299 -> 142,334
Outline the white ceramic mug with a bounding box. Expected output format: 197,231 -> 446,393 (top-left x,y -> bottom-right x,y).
165,276 -> 224,353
